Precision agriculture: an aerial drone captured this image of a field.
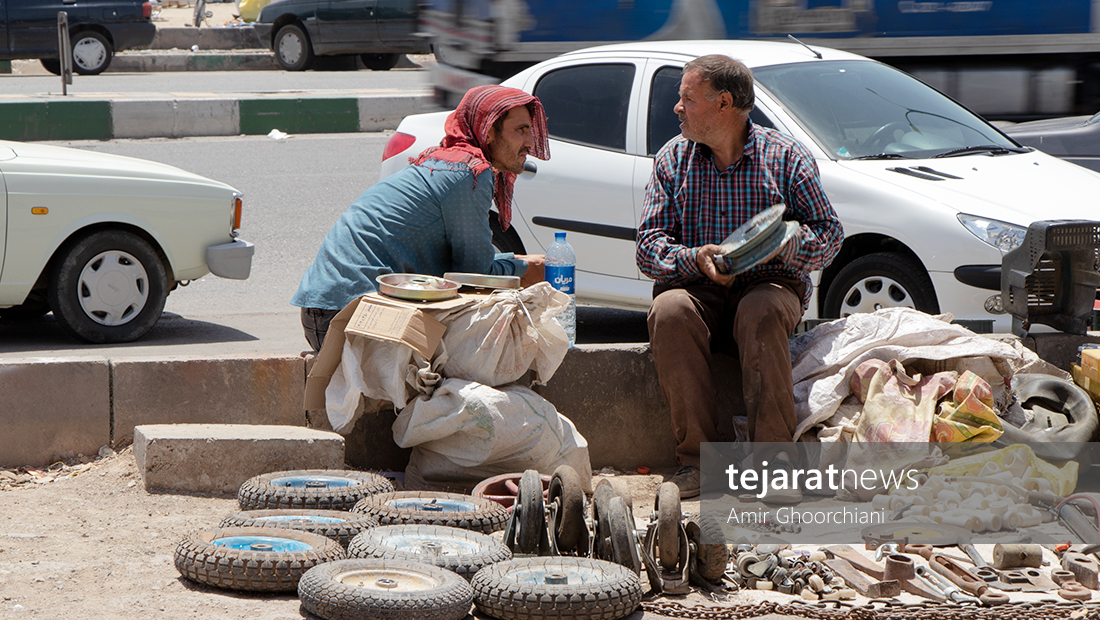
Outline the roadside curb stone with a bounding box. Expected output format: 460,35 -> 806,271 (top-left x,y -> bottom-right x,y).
134,423 -> 344,494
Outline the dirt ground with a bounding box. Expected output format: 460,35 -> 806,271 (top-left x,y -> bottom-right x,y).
0,449 -> 761,620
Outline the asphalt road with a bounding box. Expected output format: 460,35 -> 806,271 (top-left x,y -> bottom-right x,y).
0,133 -> 647,358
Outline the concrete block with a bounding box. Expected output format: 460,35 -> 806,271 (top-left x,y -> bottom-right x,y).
357,94 -> 436,131
134,423 -> 344,494
342,344 -> 745,472
0,359 -> 110,467
113,99 -> 239,138
112,355 -> 306,445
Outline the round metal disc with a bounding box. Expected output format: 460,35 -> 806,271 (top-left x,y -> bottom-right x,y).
861,522 -> 971,546
717,204 -> 787,260
443,272 -> 521,290
377,274 -> 460,301
719,220 -> 800,276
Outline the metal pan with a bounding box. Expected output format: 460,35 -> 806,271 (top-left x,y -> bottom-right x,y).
376,273 -> 460,301
443,272 -> 521,290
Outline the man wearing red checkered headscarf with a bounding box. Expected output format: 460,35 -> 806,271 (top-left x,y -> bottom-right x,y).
413,84 -> 551,232
292,85 -> 552,351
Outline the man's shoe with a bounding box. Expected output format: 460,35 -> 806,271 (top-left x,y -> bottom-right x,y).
670,465 -> 700,499
759,451 -> 802,505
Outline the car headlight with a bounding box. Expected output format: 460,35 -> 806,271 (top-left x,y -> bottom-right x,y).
957,214 -> 1027,252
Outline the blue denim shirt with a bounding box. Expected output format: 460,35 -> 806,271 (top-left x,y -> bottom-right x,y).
291,159 -> 527,310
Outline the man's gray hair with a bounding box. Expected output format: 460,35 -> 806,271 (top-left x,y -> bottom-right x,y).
682,54 -> 754,110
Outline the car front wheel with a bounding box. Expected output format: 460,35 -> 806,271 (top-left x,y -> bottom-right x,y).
48,230 -> 168,343
71,31 -> 113,75
822,251 -> 938,319
274,24 -> 315,71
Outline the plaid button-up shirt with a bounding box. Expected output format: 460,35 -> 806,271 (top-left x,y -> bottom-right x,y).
636,123 -> 843,306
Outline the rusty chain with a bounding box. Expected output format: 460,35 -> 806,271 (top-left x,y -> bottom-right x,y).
641,599 -> 1100,620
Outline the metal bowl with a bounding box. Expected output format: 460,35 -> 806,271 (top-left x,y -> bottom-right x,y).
443,272 -> 521,290
376,274 -> 460,301
718,203 -> 787,260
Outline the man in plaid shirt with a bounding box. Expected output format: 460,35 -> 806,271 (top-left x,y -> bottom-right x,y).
636,54 -> 843,501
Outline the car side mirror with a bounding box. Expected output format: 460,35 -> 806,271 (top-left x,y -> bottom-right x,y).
521,160 -> 537,178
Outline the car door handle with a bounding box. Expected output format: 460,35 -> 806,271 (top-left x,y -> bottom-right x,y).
62,0 -> 76,4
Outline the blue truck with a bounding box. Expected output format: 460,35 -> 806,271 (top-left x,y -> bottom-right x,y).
422,0 -> 1100,119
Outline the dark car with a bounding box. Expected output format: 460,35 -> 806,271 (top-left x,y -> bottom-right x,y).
253,0 -> 429,71
2,0 -> 155,75
1003,113 -> 1100,173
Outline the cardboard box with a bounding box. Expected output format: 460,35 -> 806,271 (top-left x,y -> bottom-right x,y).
304,292 -> 486,411
1082,348 -> 1100,384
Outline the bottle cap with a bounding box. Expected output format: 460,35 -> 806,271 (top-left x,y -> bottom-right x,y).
554,231 -> 566,241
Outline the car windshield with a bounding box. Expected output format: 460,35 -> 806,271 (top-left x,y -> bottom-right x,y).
753,60 -> 1016,160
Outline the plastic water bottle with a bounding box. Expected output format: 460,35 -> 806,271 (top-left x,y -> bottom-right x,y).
545,231 -> 576,346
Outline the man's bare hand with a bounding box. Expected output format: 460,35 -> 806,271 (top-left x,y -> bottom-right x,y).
517,254 -> 545,288
696,245 -> 736,287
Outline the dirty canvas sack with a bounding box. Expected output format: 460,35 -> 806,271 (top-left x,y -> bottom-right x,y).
436,283 -> 570,386
324,335 -> 426,434
393,378 -> 593,491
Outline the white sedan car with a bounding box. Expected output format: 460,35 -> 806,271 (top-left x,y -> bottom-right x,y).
382,41 -> 1100,331
0,141 -> 254,343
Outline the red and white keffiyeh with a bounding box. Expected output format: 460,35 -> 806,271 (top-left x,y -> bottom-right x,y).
411,85 -> 550,231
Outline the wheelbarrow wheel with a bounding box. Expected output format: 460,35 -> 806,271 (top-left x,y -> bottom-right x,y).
174,526 -> 344,592
516,469 -> 545,554
299,558 -> 473,620
353,491 -> 510,534
656,482 -> 681,571
548,465 -> 586,552
347,524 -> 511,581
237,469 -> 394,511
472,557 -> 643,620
219,509 -> 379,548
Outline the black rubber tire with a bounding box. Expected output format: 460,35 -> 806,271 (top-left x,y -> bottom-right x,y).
360,52 -> 400,71
997,375 -> 1100,452
174,526 -> 344,592
822,251 -> 939,319
548,465 -> 585,553
237,469 -> 394,511
47,230 -> 168,344
603,496 -> 639,573
347,524 -> 511,581
219,509 -> 379,548
299,558 -> 474,620
353,491 -> 510,534
274,23 -> 315,71
192,0 -> 207,27
686,514 -> 729,583
516,469 -> 545,554
656,482 -> 681,571
472,557 -> 643,620
490,211 -> 527,254
39,58 -> 61,75
70,30 -> 113,75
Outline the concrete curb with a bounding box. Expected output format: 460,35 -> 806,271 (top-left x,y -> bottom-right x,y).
4,332 -> 1094,470
0,92 -> 435,141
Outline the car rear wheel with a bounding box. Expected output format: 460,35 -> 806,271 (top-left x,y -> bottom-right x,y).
361,53 -> 399,71
71,31 -> 113,75
48,230 -> 168,343
275,24 -> 315,71
822,251 -> 938,319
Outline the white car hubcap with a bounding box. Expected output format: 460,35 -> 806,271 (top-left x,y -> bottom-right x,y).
78,250 -> 148,326
839,275 -> 913,316
279,33 -> 303,64
73,37 -> 106,71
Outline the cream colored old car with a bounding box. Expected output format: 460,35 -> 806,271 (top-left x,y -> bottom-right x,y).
0,140 -> 254,343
